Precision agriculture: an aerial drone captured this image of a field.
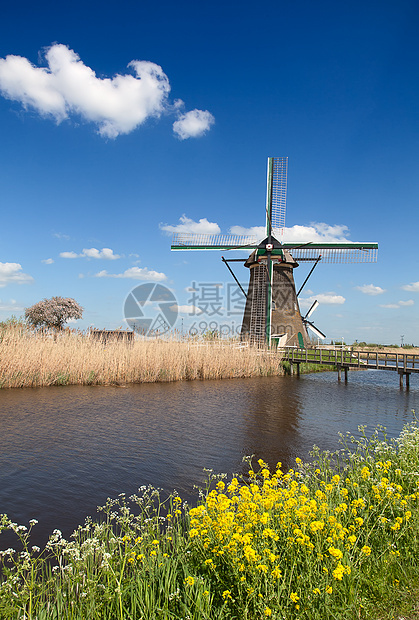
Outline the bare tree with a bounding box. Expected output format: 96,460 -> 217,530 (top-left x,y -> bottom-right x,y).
25,297 -> 83,331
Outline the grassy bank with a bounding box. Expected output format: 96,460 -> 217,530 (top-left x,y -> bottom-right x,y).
282,361 -> 336,374
0,324 -> 284,388
1,421 -> 419,619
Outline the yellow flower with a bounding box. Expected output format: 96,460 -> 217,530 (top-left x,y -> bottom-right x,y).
332,562 -> 350,580
310,520 -> 325,533
264,607 -> 272,617
328,546 -> 343,560
184,576 -> 195,586
361,545 -> 371,556
361,466 -> 371,479
326,585 -> 333,594
296,457 -> 302,464
290,592 -> 300,603
222,590 -> 232,600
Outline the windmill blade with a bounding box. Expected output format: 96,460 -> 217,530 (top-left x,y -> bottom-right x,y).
302,299 -> 325,339
284,242 -> 378,263
266,157 -> 288,236
171,232 -> 260,251
305,321 -> 326,340
304,299 -> 319,320
270,157 -> 288,231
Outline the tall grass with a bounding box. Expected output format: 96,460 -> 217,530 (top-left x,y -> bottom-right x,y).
1,420 -> 419,619
0,324 -> 284,388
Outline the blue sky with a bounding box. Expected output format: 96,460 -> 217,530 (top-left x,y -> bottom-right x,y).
0,0 -> 418,344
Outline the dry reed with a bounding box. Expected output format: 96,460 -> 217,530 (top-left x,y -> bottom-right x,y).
0,325 -> 284,388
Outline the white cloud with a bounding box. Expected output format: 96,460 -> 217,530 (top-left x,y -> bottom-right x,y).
283,223 -> 350,243
160,215 -> 221,235
173,109 -> 215,140
82,247 -> 120,259
170,304 -> 203,315
60,247 -> 120,259
0,44 -> 214,139
229,222 -> 351,243
94,267 -> 167,281
380,300 -> 415,309
53,232 -> 70,240
355,284 -> 386,296
0,299 -> 24,312
41,258 -> 54,264
299,292 -> 345,309
401,281 -> 419,292
60,251 -> 79,259
0,262 -> 33,287
165,219 -> 352,244
229,225 -> 265,238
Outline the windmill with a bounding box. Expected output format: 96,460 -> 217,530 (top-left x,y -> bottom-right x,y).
171,157 -> 378,347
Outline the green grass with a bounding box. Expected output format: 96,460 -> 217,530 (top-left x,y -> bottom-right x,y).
1,419 -> 419,619
282,361 -> 336,374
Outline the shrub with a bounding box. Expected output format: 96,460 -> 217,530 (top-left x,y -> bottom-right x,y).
25,297 -> 83,331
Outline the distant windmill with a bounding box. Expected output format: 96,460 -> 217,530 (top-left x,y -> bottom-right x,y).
171,158 -> 378,347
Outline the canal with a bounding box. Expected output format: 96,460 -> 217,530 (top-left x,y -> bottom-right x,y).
0,369 -> 418,547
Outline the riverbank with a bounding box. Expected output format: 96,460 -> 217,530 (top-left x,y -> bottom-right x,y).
1,420 -> 418,619
0,325 -> 284,388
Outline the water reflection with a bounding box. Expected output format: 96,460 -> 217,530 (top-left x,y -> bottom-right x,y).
0,370 -> 417,547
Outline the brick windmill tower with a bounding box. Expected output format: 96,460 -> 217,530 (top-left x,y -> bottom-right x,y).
171,157 -> 378,347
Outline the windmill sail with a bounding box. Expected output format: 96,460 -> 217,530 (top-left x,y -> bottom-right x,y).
171,233 -> 259,251
268,156 -> 288,237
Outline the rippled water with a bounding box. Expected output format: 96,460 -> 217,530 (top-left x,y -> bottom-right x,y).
0,370 -> 418,547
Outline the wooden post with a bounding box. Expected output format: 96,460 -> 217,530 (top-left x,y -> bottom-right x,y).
344,367 -> 348,382
399,372 -> 403,389
337,365 -> 341,382
406,373 -> 410,390
296,362 -> 300,377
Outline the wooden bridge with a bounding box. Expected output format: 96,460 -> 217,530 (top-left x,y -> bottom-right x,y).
281,347 -> 419,389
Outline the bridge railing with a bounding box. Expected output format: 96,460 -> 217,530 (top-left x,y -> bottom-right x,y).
280,347 -> 419,372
